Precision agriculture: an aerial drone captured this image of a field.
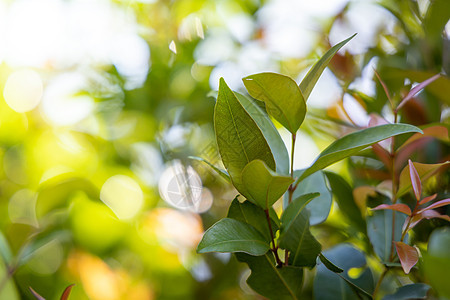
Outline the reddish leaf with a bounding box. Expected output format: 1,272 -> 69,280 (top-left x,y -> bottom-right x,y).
395,242 -> 419,274
396,74 -> 441,111
29,287 -> 46,300
372,203 -> 411,216
417,199 -> 450,214
372,143 -> 391,168
374,69 -> 393,109
405,210 -> 450,231
399,126 -> 449,151
60,284 -> 75,300
419,193 -> 437,205
408,160 -> 421,201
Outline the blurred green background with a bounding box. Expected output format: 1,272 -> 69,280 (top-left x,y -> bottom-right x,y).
0,0 -> 448,299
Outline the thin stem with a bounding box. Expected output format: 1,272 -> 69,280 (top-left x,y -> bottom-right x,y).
389,111 -> 399,262
265,209 -> 282,267
285,133 -> 297,266
373,268 -> 389,298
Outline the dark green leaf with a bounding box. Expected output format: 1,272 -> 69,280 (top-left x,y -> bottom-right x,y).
318,253 -> 343,273
197,218 -> 269,255
279,194 -> 321,267
297,124 -> 422,182
227,198 -> 278,242
242,160 -> 293,209
243,72 -> 306,133
214,78 -> 275,197
188,156 -> 230,182
236,252 -> 303,300
383,283 -> 431,300
235,92 -> 289,174
299,34 -> 356,101
314,244 -> 374,300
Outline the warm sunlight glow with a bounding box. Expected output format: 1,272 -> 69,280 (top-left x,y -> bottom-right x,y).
3,69 -> 43,112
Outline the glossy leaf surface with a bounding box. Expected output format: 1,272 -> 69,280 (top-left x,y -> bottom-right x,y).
395,242 -> 419,274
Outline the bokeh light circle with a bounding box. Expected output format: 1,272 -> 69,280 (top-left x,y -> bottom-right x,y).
3,69 -> 43,112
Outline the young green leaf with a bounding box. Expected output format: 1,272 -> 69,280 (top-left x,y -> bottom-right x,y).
372,203 -> 412,216
197,218 -> 269,255
214,78 -> 275,197
236,252 -> 304,300
299,34 -> 356,101
235,92 -> 290,174
395,242 -> 419,274
318,253 -> 343,273
279,193 -> 321,267
297,124 -> 422,182
242,72 -> 306,134
408,160 -> 422,201
242,160 -> 293,209
188,156 -> 230,182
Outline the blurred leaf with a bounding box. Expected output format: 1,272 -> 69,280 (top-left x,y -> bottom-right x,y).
417,198 -> 450,214
374,69 -> 393,108
188,156 -> 230,182
0,258 -> 19,300
314,244 -> 374,300
398,125 -> 449,154
396,74 -> 441,111
419,193 -> 437,205
236,252 -> 303,300
291,170 -> 332,225
383,283 -> 431,300
0,232 -> 13,265
243,72 -> 306,134
318,253 -> 343,273
235,92 -> 290,174
242,160 -> 293,209
60,284 -> 75,300
298,124 -> 422,182
408,160 -> 422,201
372,204 -> 412,216
300,34 -> 356,101
227,198 -> 278,242
197,218 -> 269,255
397,161 -> 450,197
279,194 -> 321,267
29,287 -> 45,300
395,242 -> 419,274
367,210 -> 407,262
406,210 -> 450,230
325,171 -> 366,232
214,78 -> 275,198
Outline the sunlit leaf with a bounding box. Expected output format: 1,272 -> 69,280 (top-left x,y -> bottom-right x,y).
408,160 -> 422,201
236,252 -> 303,300
243,72 -> 306,134
372,203 -> 412,216
188,156 -> 230,182
0,232 -> 13,265
383,283 -> 431,300
242,160 -> 293,209
396,74 -> 441,111
297,124 -> 422,182
395,242 -> 419,274
299,34 -> 356,101
214,78 -> 275,197
197,218 -> 269,255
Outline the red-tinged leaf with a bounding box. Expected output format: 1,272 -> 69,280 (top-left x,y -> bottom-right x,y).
372,143 -> 391,168
395,242 -> 419,274
397,161 -> 450,197
419,194 -> 438,205
374,69 -> 393,109
29,287 -> 45,300
399,126 -> 449,151
406,210 -> 450,231
372,203 -> 412,216
60,284 -> 75,300
417,199 -> 450,214
396,74 -> 441,111
408,160 -> 422,201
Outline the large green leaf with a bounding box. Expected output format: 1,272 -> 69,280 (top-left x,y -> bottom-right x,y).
290,170 -> 332,225
235,92 -> 289,174
314,244 -> 374,300
242,72 -> 306,134
188,156 -> 230,182
279,193 -> 321,267
227,198 -> 278,242
297,124 -> 422,182
383,283 -> 431,300
236,252 -> 303,300
325,171 -> 366,233
299,34 -> 356,101
367,210 -> 407,262
197,218 -> 269,255
214,78 -> 275,197
242,160 -> 293,209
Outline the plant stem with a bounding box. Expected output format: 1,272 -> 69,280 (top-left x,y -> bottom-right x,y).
389,111 -> 398,262
285,133 -> 297,266
373,267 -> 389,298
265,209 -> 282,266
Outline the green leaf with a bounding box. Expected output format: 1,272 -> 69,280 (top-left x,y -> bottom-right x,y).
242,72 -> 306,134
318,253 -> 343,273
242,160 -> 293,209
299,34 -> 356,101
188,156 -> 230,182
0,232 -> 13,265
29,287 -> 45,300
297,124 -> 422,182
197,218 -> 269,255
290,170 -> 332,225
0,257 -> 20,300
227,198 -> 278,242
324,171 -> 366,233
215,78 -> 275,197
279,193 -> 321,267
383,283 -> 431,300
236,252 -> 303,300
235,92 -> 289,175
367,210 -> 407,262
314,244 -> 374,300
